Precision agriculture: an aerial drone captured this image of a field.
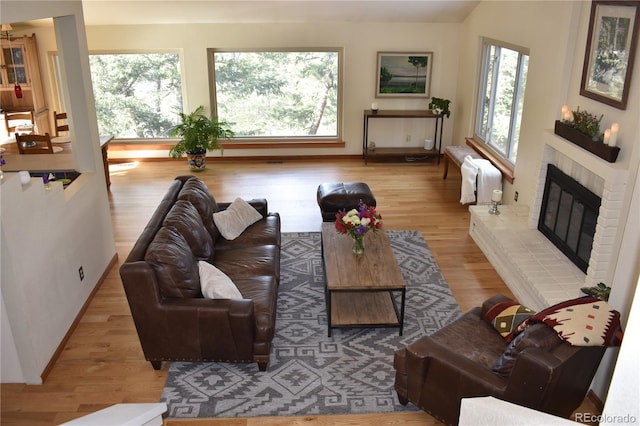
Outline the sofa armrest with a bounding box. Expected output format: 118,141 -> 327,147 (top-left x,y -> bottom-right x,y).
161,297 -> 256,336
159,297 -> 257,360
505,348 -> 561,407
404,335 -> 507,398
218,199 -> 268,217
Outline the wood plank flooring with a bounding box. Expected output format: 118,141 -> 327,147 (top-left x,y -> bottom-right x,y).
2,157 -> 514,425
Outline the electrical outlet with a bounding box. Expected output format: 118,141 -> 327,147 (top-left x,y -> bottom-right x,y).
405,134 -> 411,142
79,266 -> 84,281
514,191 -> 519,202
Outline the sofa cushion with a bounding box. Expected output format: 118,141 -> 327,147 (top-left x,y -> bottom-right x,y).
213,244 -> 280,283
492,323 -> 562,377
213,197 -> 263,240
145,226 -> 201,298
215,214 -> 281,249
177,177 -> 221,241
484,301 -> 535,340
430,309 -> 506,370
163,200 -> 214,260
198,260 -> 243,299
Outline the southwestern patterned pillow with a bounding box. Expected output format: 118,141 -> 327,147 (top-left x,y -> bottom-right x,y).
484,301 -> 536,340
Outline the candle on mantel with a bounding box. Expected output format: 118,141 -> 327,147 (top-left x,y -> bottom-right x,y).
609,123 -> 619,147
491,189 -> 503,203
604,129 -> 611,145
563,110 -> 572,121
371,102 -> 379,112
561,105 -> 569,121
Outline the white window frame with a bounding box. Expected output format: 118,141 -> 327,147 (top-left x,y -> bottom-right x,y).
473,38 -> 529,165
208,48 -> 343,143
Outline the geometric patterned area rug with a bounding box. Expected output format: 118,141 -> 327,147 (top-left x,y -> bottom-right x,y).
161,230 -> 462,418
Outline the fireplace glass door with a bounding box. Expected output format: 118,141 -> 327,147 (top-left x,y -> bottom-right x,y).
538,165 -> 601,273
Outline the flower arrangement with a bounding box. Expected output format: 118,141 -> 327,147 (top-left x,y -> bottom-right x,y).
335,202 -> 382,254
565,107 -> 603,140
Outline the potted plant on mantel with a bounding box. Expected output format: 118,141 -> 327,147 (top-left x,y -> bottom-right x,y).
169,106 -> 234,171
554,107 -> 619,163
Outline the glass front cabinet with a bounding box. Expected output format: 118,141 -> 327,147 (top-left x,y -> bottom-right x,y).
1,34 -> 50,135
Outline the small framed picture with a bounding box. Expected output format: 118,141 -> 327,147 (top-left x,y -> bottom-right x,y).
376,52 -> 433,98
580,1 -> 640,109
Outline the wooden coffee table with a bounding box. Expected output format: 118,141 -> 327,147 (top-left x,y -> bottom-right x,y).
321,223 -> 406,337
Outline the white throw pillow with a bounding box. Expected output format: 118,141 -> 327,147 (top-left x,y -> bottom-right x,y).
198,261 -> 243,299
213,197 -> 263,240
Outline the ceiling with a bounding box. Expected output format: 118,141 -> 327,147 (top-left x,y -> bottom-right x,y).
78,0 -> 480,25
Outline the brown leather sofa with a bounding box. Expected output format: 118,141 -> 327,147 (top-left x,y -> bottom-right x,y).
120,176 -> 280,371
394,294 -> 606,425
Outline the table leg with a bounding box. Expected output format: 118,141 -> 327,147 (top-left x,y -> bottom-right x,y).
399,288 -> 406,336
326,288 -> 332,337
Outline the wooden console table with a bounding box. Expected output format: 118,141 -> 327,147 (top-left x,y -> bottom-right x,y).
362,109 -> 443,165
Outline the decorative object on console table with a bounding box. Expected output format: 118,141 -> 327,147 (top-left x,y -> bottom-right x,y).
168,105 -> 234,171
580,1 -> 639,110
554,120 -> 620,162
429,96 -> 451,118
334,201 -> 382,255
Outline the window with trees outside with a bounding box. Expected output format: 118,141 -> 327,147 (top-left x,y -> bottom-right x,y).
53,52 -> 184,139
88,53 -> 183,139
474,39 -> 529,165
210,49 -> 341,141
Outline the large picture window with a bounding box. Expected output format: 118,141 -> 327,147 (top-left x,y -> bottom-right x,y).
210,49 -> 341,140
52,52 -> 183,139
87,52 -> 183,139
474,39 -> 529,165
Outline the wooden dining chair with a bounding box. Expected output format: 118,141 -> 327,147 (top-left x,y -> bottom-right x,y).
4,111 -> 35,135
52,111 -> 71,144
15,132 -> 54,154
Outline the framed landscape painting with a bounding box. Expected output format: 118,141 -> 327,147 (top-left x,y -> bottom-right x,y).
376,52 -> 432,98
580,1 -> 639,109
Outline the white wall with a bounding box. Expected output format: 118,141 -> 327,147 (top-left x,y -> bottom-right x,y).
457,0 -> 640,404
0,1 -> 116,384
30,21 -> 462,158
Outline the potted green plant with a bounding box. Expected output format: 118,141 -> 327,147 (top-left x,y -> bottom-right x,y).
169,106 -> 234,171
429,97 -> 451,118
580,282 -> 610,301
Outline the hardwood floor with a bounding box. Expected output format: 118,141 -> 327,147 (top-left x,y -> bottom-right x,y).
1,157 -> 514,425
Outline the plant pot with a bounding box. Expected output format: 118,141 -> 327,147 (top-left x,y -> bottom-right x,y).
554,121 -> 620,163
187,151 -> 207,171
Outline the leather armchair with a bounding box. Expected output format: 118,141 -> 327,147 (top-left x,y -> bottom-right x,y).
394,295 -> 606,426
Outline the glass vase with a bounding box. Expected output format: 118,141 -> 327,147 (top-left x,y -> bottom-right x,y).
352,235 -> 365,255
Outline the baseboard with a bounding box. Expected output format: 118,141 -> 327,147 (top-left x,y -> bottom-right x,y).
587,389 -> 604,412
40,253 -> 119,383
110,154 -> 363,163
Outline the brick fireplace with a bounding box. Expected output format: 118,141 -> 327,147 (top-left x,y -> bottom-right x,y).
469,130 -> 629,310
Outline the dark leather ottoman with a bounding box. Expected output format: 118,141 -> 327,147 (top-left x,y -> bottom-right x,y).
317,182 -> 376,222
